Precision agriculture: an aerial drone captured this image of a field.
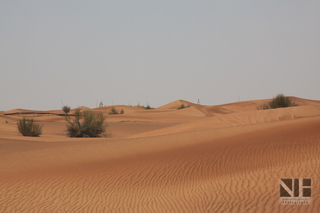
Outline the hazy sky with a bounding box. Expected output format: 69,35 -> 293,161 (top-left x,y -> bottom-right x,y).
1,1 -> 319,110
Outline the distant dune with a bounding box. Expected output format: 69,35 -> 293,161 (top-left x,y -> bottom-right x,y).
0,97 -> 319,212
158,99 -> 197,109
73,106 -> 91,111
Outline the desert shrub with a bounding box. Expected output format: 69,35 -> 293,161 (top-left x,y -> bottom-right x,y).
17,118 -> 43,137
177,104 -> 190,109
108,107 -> 118,115
66,109 -> 107,137
269,94 -> 297,108
143,104 -> 153,109
257,103 -> 270,110
258,94 -> 297,110
120,109 -> 124,114
177,104 -> 186,109
62,105 -> 71,114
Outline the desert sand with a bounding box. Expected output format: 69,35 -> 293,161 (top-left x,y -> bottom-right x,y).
0,97 -> 320,212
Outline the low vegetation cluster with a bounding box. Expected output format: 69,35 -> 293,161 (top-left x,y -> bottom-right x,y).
258,94 -> 297,110
17,118 -> 43,137
17,106 -> 108,137
142,104 -> 153,109
66,109 -> 107,137
16,95 -> 297,137
177,104 -> 190,110
108,107 -> 124,115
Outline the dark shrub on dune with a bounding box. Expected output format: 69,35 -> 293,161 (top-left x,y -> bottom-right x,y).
258,94 -> 297,110
17,118 -> 43,136
177,104 -> 186,109
268,94 -> 297,108
177,104 -> 190,110
108,107 -> 118,115
66,109 -> 107,137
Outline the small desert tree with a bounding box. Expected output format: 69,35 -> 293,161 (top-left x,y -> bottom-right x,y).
62,105 -> 71,115
66,109 -> 107,137
17,118 -> 43,136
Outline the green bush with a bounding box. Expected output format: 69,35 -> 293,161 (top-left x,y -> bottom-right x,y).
269,94 -> 297,108
120,109 -> 124,114
108,107 -> 118,115
17,118 -> 43,137
258,94 -> 297,110
177,104 -> 190,109
66,109 -> 107,137
143,104 -> 153,109
177,104 -> 186,109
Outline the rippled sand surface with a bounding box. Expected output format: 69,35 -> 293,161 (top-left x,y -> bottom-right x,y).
1,97 -> 320,212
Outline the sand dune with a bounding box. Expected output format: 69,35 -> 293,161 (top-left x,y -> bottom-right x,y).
0,97 -> 319,212
193,105 -> 232,116
73,106 -> 91,111
158,99 -> 197,109
131,105 -> 320,138
92,105 -> 147,111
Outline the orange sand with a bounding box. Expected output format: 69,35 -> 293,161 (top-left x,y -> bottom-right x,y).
0,97 -> 320,212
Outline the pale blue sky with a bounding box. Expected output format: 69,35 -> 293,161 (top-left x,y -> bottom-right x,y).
1,1 -> 319,110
